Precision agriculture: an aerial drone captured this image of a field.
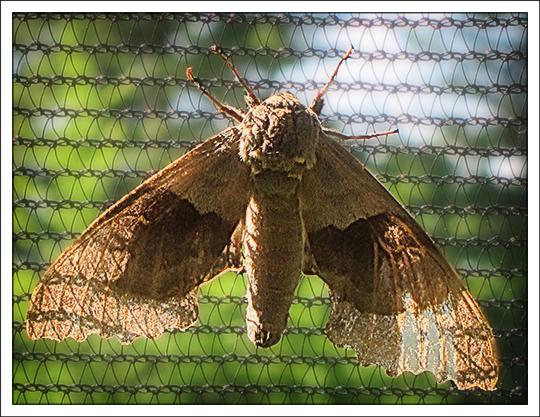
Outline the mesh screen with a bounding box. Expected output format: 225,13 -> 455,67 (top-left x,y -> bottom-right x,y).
12,12 -> 527,404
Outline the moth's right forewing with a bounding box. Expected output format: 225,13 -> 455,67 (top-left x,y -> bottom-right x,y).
300,134 -> 498,390
27,129 -> 252,344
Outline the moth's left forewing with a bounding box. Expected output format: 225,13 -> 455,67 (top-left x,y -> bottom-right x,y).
27,129 -> 252,344
299,134 -> 498,390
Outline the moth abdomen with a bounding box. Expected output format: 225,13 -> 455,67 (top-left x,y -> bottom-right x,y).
244,172 -> 304,347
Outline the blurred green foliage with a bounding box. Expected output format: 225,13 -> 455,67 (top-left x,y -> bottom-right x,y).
13,13 -> 527,404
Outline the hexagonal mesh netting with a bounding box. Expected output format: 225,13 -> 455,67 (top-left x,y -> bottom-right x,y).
13,13 -> 527,404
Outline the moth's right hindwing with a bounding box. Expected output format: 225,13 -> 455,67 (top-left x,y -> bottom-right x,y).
27,129 -> 251,344
300,134 -> 499,390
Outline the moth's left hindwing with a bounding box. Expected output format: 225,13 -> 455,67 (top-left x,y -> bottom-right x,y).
27,129 -> 251,344
300,134 -> 499,390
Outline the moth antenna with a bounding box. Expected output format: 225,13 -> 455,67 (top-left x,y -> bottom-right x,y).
212,45 -> 261,107
322,127 -> 400,141
310,47 -> 354,115
186,67 -> 245,122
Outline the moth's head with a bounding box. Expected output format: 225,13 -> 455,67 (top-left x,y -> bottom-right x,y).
238,92 -> 321,177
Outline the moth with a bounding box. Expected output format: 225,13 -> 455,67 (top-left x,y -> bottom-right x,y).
27,46 -> 498,391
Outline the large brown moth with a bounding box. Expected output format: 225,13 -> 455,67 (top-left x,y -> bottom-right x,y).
27,46 -> 498,391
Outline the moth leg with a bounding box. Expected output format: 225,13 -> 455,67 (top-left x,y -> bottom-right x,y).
187,67 -> 245,122
321,127 -> 399,141
200,219 -> 247,284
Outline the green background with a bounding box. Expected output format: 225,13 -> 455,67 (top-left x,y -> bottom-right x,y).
13,13 -> 527,404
